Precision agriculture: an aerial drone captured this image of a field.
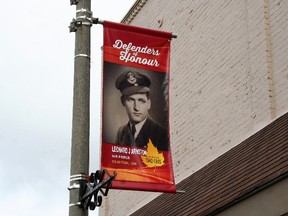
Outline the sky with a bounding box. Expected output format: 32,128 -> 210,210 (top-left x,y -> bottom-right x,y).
0,0 -> 136,215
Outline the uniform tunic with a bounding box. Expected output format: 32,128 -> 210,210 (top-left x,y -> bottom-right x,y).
115,117 -> 169,151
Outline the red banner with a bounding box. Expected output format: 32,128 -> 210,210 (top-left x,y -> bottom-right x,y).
101,21 -> 176,193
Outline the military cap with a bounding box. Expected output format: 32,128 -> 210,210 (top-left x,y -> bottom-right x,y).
115,71 -> 151,95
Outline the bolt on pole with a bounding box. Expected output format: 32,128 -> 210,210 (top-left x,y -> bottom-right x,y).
69,0 -> 91,216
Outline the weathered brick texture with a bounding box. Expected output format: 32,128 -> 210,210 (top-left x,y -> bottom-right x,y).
100,1 -> 288,215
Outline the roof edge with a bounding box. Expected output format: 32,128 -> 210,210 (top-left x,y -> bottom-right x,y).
121,0 -> 148,24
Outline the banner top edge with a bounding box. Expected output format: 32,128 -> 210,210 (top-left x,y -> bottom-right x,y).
103,20 -> 175,39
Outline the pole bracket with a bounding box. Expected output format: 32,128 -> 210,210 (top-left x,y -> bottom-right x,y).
68,174 -> 88,208
70,0 -> 79,5
69,15 -> 93,32
81,169 -> 116,210
69,18 -> 81,32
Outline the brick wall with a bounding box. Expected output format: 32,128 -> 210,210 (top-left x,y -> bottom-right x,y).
269,0 -> 288,116
100,0 -> 288,215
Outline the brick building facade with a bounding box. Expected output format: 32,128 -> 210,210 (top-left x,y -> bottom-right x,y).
100,0 -> 288,215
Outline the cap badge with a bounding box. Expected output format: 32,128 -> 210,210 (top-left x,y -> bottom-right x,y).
127,72 -> 137,85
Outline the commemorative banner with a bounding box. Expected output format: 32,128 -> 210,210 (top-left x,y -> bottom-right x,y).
101,21 -> 176,193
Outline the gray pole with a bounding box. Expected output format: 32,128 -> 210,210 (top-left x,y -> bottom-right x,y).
69,0 -> 91,216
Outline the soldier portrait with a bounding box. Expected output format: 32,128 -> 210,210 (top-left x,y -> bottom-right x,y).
102,62 -> 169,151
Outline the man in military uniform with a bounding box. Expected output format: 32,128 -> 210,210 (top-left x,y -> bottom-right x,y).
115,70 -> 169,151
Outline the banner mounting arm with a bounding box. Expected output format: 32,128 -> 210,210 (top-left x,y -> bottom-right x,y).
92,17 -> 104,25
91,17 -> 177,38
